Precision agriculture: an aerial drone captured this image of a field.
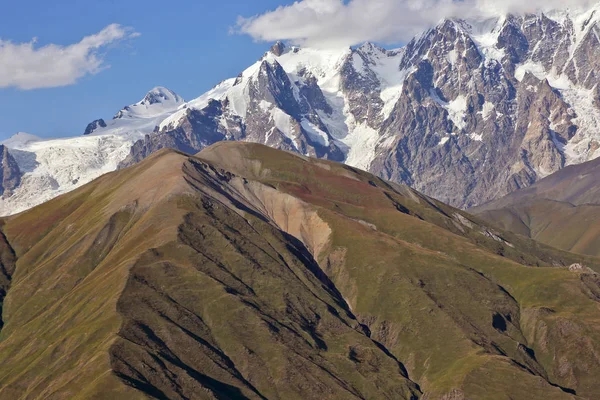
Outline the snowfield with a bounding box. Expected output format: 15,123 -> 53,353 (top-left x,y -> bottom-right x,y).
1,132 -> 144,216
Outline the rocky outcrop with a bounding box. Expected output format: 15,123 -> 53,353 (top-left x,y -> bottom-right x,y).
83,118 -> 107,135
269,40 -> 286,56
0,146 -> 21,197
367,15 -> 597,207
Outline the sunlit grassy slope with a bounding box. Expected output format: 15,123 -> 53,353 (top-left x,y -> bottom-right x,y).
0,142 -> 599,399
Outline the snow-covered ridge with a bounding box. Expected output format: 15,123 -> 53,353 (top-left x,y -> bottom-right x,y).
2,132 -> 42,149
113,86 -> 184,119
0,87 -> 185,216
157,41 -> 413,166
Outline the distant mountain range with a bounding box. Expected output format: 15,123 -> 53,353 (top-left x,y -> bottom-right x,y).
5,5 -> 600,215
473,155 -> 600,256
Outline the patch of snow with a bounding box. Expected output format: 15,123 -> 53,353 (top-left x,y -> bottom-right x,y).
369,50 -> 413,119
470,133 -> 483,141
341,120 -> 380,170
227,82 -> 251,118
352,52 -> 367,75
480,101 -> 495,120
468,16 -> 506,61
515,61 -> 547,82
259,100 -> 273,112
271,108 -> 297,142
439,136 -> 450,146
301,119 -> 329,146
447,49 -> 458,66
446,95 -> 468,130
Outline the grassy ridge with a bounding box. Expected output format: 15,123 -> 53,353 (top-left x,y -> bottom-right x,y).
199,142 -> 600,398
0,142 -> 598,399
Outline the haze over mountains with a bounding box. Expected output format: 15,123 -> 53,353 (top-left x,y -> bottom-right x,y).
5,4 -> 600,215
2,141 -> 600,399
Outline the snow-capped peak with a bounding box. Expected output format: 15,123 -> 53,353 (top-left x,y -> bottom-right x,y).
114,86 -> 184,119
356,42 -> 387,56
2,132 -> 42,149
141,86 -> 184,106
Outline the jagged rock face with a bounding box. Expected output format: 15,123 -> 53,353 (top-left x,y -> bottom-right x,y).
367,12 -> 600,207
117,8 -> 600,209
270,40 -> 286,56
83,119 -> 107,135
120,56 -> 346,169
340,45 -> 385,128
0,146 -> 21,197
119,100 -> 231,167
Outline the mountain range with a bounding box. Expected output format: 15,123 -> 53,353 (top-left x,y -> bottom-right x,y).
2,141 -> 600,399
5,5 -> 600,215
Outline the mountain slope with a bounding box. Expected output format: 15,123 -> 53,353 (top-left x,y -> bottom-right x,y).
1,142 -> 600,399
472,156 -> 600,256
0,148 -> 419,400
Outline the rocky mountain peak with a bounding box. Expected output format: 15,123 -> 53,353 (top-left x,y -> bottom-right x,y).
356,42 -> 387,56
83,119 -> 107,135
114,86 -> 184,119
269,40 -> 287,56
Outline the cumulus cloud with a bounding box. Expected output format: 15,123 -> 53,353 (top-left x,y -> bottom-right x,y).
237,0 -> 596,48
0,24 -> 139,90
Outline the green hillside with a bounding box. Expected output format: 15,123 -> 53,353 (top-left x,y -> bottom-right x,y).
0,142 -> 599,399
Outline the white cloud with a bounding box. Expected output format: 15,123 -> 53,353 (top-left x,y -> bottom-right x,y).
237,0 -> 597,48
0,24 -> 139,90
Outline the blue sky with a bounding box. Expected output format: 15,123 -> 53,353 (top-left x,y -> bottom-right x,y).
0,0 -> 285,140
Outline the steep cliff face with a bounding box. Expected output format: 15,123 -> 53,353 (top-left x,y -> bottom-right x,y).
367,16 -> 588,208
0,146 -> 21,198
